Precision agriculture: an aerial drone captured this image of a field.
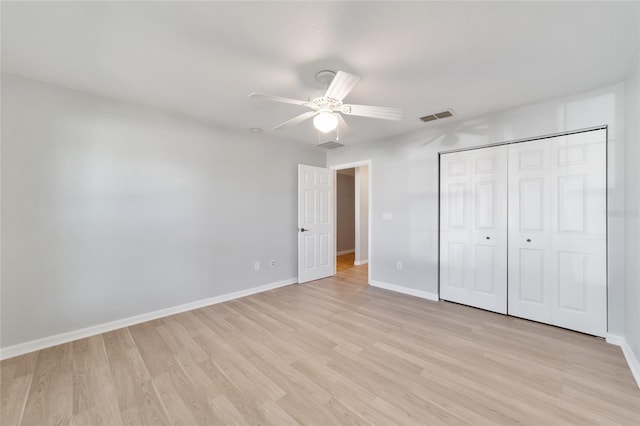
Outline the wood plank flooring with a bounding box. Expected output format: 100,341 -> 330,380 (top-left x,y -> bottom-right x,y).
2,265 -> 639,425
337,253 -> 356,271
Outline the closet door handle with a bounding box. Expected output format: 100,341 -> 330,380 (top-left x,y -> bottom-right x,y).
486,236 -> 490,240
526,238 -> 531,242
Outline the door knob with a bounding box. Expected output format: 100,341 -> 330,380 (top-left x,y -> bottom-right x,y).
526,239 -> 531,242
486,236 -> 490,240
300,228 -> 309,232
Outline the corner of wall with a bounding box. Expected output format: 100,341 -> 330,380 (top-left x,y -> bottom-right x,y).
623,47 -> 640,387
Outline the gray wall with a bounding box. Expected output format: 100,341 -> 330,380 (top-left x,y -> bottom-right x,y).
356,166 -> 369,264
625,51 -> 640,363
328,83 -> 627,335
0,73 -> 325,348
336,172 -> 355,253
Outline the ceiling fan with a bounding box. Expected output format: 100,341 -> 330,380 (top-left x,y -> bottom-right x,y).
249,70 -> 402,138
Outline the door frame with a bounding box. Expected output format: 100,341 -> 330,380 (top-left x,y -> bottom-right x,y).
330,160 -> 372,282
437,125 -> 608,330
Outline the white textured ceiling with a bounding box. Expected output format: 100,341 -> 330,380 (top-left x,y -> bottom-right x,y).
2,2 -> 639,146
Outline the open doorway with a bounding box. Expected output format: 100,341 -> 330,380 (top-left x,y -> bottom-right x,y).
337,168 -> 356,271
333,162 -> 370,282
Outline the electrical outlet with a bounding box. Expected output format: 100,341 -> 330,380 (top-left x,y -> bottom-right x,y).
254,261 -> 260,271
269,259 -> 275,268
396,261 -> 403,271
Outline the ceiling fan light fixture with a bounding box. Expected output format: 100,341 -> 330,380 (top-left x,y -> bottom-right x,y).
313,111 -> 338,133
250,70 -> 402,135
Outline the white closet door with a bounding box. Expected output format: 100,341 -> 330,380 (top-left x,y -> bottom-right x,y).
440,145 -> 508,314
508,130 -> 607,336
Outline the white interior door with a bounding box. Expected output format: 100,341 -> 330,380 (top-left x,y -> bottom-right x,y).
440,145 -> 508,314
298,164 -> 335,283
508,130 -> 607,336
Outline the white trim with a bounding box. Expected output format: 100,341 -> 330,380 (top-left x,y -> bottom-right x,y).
369,280 -> 439,302
606,333 -> 625,346
354,259 -> 368,266
355,167 -> 362,263
0,277 -> 297,360
606,334 -> 640,389
621,340 -> 640,389
330,160 -> 371,170
337,249 -> 355,256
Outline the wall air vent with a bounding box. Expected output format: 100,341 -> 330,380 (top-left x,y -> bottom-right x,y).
316,141 -> 344,150
420,109 -> 454,122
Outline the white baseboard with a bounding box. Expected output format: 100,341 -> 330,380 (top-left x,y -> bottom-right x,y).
337,249 -> 355,256
369,280 -> 439,302
606,333 -> 625,346
354,259 -> 368,266
607,334 -> 640,389
0,277 -> 297,360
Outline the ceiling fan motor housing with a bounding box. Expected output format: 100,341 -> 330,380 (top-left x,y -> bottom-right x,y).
315,70 -> 336,88
309,89 -> 326,102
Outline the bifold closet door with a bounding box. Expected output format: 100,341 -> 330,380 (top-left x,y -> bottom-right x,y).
440,145 -> 508,314
508,130 -> 607,337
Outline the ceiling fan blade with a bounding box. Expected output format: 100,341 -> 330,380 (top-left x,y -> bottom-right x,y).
335,113 -> 352,139
324,71 -> 360,101
342,104 -> 403,121
249,92 -> 310,107
273,111 -> 318,130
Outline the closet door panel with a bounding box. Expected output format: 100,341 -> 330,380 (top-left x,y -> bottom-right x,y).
551,130 -> 607,336
440,153 -> 473,305
508,139 -> 554,323
440,146 -> 507,314
469,146 -> 508,313
508,130 -> 607,336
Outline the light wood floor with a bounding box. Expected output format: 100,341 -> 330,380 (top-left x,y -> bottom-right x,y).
336,252 -> 356,271
2,265 -> 639,425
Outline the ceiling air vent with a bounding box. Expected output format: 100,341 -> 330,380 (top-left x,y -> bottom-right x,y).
316,141 -> 344,150
420,109 -> 453,122
435,110 -> 453,119
419,114 -> 438,122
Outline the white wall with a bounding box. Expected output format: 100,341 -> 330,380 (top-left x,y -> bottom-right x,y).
0,73 -> 325,349
336,172 -> 355,253
328,83 -> 626,334
355,166 -> 369,265
625,52 -> 640,367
